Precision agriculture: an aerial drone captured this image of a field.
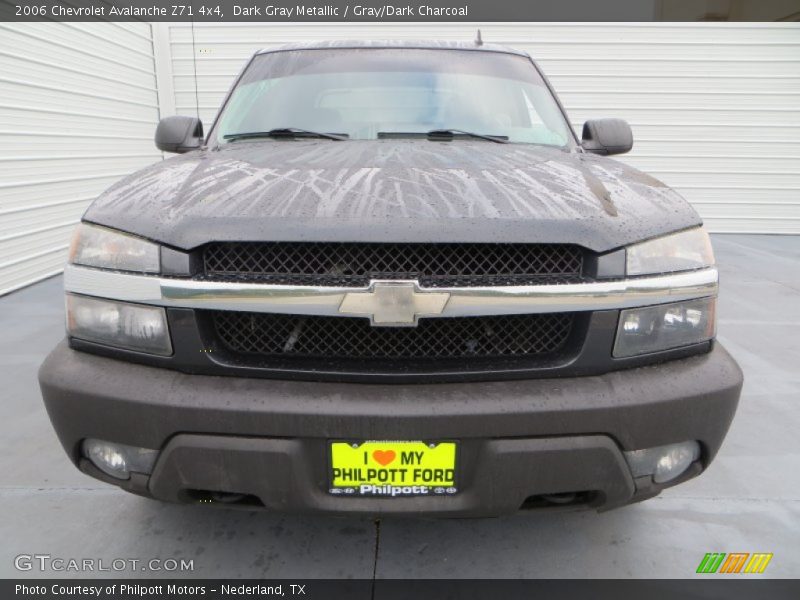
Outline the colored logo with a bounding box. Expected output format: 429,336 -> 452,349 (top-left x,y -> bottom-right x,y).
696,553 -> 773,574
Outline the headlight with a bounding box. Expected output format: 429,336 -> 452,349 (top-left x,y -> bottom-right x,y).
69,223 -> 160,273
66,294 -> 172,356
627,227 -> 714,276
614,297 -> 716,358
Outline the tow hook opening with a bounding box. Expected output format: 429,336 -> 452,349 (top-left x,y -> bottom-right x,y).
519,491 -> 597,510
183,489 -> 265,507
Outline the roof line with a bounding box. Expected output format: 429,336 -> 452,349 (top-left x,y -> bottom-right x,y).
255,41 -> 529,57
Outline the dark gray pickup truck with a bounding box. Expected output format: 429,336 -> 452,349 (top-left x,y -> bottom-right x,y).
39,40 -> 742,516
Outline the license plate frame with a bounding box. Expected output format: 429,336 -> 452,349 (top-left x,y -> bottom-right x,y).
328,440 -> 459,497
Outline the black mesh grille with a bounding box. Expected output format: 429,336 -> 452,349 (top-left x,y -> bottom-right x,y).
211,312 -> 574,360
202,242 -> 584,287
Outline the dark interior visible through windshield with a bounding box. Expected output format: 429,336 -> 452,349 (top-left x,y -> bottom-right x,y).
213,48 -> 575,147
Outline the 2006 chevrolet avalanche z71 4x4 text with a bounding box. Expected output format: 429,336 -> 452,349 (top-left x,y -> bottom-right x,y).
39,41 -> 743,516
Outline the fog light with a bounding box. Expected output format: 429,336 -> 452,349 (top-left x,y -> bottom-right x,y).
623,441 -> 701,483
82,439 -> 158,480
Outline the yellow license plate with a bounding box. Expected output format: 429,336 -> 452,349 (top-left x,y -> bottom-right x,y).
329,441 -> 458,497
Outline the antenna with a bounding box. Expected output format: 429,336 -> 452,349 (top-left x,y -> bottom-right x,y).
475,29 -> 483,46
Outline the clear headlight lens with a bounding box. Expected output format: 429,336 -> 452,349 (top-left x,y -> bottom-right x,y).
614,297 -> 716,358
69,223 -> 160,273
66,294 -> 172,356
627,227 -> 714,276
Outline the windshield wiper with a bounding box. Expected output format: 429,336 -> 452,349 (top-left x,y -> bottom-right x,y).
223,128 -> 348,142
427,129 -> 509,144
378,129 -> 509,144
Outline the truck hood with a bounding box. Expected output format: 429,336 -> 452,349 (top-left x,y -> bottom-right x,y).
84,139 -> 700,253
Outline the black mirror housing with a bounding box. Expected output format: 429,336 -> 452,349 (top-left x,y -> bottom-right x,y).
155,116 -> 204,153
581,118 -> 633,156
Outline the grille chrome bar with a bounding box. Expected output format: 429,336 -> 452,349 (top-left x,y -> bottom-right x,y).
64,264 -> 719,318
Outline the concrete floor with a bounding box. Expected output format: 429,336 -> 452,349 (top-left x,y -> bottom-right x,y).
0,234 -> 798,579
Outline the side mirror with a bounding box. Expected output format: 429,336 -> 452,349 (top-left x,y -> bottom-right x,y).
155,116 -> 204,153
581,118 -> 633,155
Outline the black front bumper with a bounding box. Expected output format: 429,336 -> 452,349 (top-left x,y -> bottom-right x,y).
39,341 -> 742,517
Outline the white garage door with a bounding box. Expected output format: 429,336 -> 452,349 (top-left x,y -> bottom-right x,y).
168,22 -> 800,235
0,23 -> 163,295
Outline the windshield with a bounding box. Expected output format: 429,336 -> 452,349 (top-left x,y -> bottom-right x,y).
213,48 -> 575,147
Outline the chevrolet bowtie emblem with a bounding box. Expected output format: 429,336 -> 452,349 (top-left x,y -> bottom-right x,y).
338,281 -> 450,326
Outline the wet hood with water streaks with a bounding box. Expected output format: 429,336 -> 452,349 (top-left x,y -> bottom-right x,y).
83,140 -> 701,253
